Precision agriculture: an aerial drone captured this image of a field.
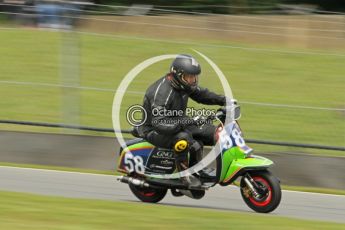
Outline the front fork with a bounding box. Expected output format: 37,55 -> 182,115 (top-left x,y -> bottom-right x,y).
242,173 -> 268,198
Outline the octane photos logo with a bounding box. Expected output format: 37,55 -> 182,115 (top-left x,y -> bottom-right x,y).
112,51 -> 234,179
126,104 -> 216,127
126,105 -> 147,126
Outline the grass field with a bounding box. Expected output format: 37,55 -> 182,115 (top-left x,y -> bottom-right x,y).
0,190 -> 344,230
0,28 -> 344,155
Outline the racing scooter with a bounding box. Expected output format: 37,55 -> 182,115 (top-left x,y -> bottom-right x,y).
116,106 -> 281,213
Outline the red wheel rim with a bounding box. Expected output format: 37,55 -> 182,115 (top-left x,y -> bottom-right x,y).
248,176 -> 272,207
139,191 -> 155,197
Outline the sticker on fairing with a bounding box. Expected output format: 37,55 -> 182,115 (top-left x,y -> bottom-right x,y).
219,123 -> 252,154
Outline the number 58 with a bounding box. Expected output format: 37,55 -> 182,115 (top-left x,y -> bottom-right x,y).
124,153 -> 145,174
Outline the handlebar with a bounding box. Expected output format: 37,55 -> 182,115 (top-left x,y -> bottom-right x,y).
192,102 -> 241,126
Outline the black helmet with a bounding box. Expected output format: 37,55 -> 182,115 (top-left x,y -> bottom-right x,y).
169,54 -> 201,92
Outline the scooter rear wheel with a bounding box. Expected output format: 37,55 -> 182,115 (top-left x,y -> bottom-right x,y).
129,184 -> 167,203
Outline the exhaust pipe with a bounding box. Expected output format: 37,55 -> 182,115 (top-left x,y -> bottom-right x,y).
116,175 -> 150,188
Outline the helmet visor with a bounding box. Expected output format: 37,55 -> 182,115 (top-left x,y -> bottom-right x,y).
182,74 -> 199,88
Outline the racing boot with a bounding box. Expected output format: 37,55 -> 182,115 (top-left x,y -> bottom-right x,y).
174,140 -> 201,188
191,141 -> 216,181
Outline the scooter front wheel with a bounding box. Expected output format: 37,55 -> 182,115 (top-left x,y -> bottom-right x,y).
129,183 -> 167,203
240,170 -> 281,213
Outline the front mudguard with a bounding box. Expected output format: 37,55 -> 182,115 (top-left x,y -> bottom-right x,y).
219,155 -> 273,186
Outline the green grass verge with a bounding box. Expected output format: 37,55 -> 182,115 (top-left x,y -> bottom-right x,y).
0,28 -> 344,156
282,185 -> 345,196
0,162 -> 115,175
0,190 -> 344,230
1,162 -> 344,196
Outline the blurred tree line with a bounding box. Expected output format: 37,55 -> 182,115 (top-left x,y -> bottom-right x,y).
93,0 -> 345,13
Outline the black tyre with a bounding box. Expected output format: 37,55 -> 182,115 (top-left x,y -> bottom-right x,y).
129,184 -> 167,203
240,170 -> 281,213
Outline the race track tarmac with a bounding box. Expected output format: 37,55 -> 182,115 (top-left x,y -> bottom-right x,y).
0,166 -> 344,224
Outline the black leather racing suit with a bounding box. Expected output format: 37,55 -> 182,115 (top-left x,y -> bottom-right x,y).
141,75 -> 225,157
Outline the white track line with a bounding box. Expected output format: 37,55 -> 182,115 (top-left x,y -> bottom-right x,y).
1,80 -> 344,111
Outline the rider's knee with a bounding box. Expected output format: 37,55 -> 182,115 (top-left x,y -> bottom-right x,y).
173,132 -> 191,153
